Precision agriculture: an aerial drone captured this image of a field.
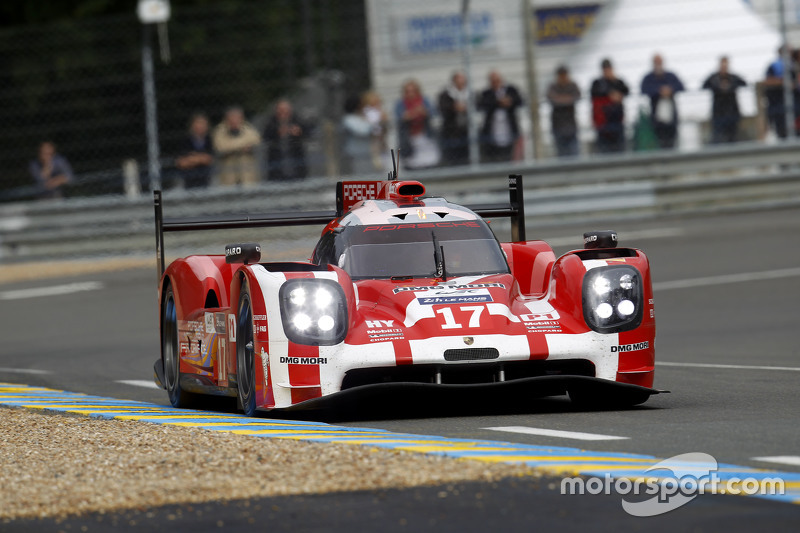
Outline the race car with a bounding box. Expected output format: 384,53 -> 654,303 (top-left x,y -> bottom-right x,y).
153,175 -> 661,415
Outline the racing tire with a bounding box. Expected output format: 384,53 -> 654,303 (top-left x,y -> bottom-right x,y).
162,286 -> 200,408
236,289 -> 258,417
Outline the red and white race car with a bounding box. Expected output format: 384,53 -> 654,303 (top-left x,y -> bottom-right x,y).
153,175 -> 661,415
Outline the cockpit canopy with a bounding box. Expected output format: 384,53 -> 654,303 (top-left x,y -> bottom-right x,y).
312,219 -> 509,280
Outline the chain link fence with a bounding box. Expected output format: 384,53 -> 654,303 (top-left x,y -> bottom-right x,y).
0,0 -> 797,205
0,0 -> 369,202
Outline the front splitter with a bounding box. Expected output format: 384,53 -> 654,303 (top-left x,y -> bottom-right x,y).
279,375 -> 665,411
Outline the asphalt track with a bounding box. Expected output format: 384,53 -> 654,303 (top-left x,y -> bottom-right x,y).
2,206 -> 800,531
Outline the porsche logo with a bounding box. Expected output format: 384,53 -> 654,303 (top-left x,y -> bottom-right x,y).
463,337 -> 474,345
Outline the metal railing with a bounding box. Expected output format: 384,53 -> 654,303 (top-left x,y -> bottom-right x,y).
2,141 -> 800,262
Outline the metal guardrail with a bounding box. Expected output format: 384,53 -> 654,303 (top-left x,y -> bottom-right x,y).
2,141 -> 800,262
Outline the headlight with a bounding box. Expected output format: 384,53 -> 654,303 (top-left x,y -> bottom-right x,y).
582,266 -> 643,333
279,279 -> 348,345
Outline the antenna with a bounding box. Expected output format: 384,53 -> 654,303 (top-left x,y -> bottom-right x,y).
389,149 -> 399,180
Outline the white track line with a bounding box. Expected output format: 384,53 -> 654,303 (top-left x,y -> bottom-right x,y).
653,267 -> 800,291
751,456 -> 800,467
656,362 -> 800,372
483,426 -> 628,441
0,281 -> 104,301
0,367 -> 51,375
115,380 -> 160,390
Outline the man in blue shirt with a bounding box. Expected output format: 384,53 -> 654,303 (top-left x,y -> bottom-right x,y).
29,141 -> 73,199
641,54 -> 685,149
763,46 -> 796,139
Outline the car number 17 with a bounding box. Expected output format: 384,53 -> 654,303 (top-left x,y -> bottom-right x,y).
435,305 -> 485,329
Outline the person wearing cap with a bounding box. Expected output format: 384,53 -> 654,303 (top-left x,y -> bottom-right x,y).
641,54 -> 685,149
763,45 -> 796,139
590,58 -> 629,153
547,65 -> 581,157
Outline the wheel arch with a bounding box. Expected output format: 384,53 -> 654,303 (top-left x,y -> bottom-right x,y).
229,266 -> 273,410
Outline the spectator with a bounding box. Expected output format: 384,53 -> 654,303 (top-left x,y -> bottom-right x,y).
361,90 -> 390,171
477,70 -> 523,163
702,56 -> 747,144
438,71 -> 470,166
640,54 -> 685,149
395,79 -> 439,170
590,58 -> 630,153
29,141 -> 73,199
764,46 -> 795,139
341,95 -> 374,176
212,106 -> 261,186
263,99 -> 308,181
175,113 -> 214,188
546,65 -> 581,157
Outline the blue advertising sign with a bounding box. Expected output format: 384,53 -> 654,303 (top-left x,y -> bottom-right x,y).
399,11 -> 495,56
535,5 -> 601,45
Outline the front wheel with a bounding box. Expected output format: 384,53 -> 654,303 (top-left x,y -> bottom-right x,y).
236,289 -> 257,417
162,286 -> 199,408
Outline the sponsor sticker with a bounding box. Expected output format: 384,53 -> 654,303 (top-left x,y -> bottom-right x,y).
415,288 -> 493,305
227,314 -> 236,342
365,320 -> 396,328
215,313 -> 226,334
204,312 -> 215,333
524,320 -> 562,333
419,294 -> 492,305
362,221 -> 480,232
612,342 -> 649,353
393,283 -> 504,294
520,311 -> 560,322
279,356 -> 328,365
260,348 -> 269,371
368,330 -> 404,340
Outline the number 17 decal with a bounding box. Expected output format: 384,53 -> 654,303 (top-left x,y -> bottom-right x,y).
435,305 -> 485,329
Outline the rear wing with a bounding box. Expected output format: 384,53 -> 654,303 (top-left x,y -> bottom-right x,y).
154,174 -> 526,278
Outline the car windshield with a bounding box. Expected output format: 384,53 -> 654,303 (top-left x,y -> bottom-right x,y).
327,221 -> 508,280
344,239 -> 508,279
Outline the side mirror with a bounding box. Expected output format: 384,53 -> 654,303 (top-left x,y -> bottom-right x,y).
225,243 -> 261,265
583,231 -> 617,249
